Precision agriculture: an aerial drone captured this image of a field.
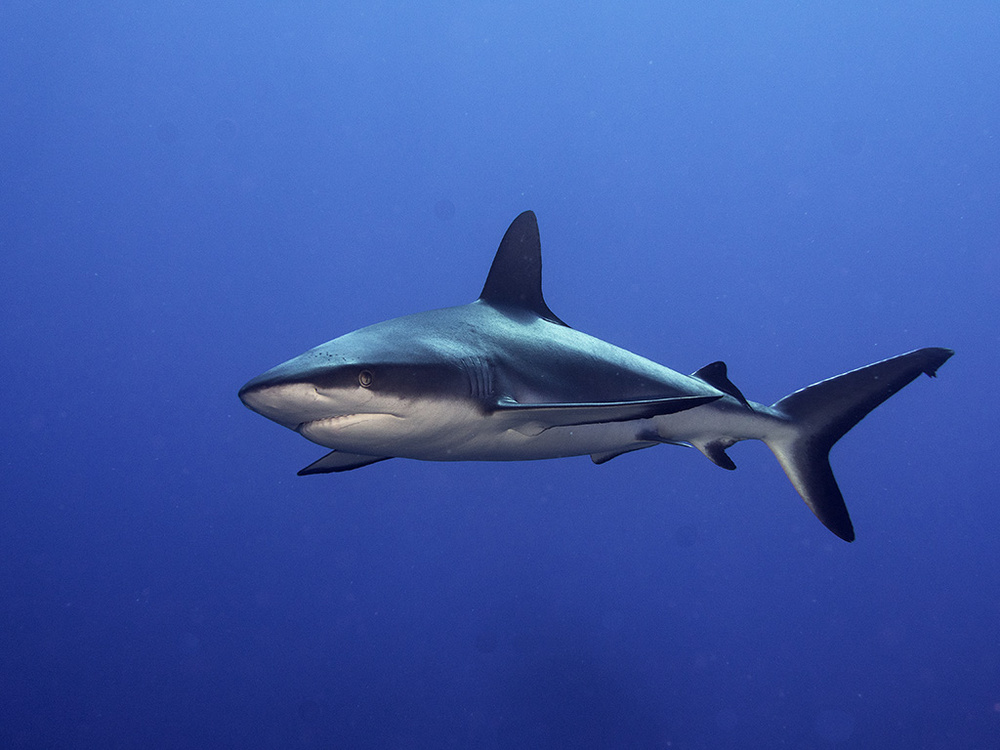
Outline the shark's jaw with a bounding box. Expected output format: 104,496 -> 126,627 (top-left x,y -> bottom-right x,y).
295,412 -> 405,448
239,379 -> 406,443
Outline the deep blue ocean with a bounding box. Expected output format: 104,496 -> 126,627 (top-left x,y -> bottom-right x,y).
2,2 -> 998,747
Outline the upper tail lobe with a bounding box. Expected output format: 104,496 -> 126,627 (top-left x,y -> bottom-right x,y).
764,347 -> 953,541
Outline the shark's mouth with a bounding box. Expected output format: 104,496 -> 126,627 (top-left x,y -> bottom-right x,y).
296,413 -> 356,430
296,412 -> 403,438
297,413 -> 365,432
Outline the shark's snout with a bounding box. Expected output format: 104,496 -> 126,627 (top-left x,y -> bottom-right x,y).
237,379 -> 269,415
238,372 -> 330,429
238,368 -> 284,414
237,376 -> 263,408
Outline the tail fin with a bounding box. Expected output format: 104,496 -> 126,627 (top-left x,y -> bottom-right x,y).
765,347 -> 953,542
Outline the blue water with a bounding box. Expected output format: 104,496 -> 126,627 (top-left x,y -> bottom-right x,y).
2,2 -> 998,747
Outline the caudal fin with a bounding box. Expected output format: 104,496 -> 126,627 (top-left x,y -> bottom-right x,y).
765,347 -> 953,542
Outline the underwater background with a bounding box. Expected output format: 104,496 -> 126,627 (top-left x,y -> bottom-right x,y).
2,2 -> 998,747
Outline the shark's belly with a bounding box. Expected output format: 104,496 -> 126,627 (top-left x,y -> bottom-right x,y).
298,408 -> 652,461
414,419 -> 651,462
455,425 -> 645,461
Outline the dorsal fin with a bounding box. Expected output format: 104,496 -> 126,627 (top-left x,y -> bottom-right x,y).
692,361 -> 751,409
479,211 -> 567,326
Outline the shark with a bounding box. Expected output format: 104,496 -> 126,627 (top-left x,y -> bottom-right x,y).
239,211 -> 953,542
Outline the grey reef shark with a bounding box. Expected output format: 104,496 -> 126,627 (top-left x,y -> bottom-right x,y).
239,211 -> 953,542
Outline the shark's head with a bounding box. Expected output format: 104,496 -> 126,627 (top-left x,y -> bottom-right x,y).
238,321 -> 479,451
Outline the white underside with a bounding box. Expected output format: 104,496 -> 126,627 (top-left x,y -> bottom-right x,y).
294,397 -> 797,462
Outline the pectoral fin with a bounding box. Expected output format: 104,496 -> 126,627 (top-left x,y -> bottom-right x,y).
298,450 -> 392,475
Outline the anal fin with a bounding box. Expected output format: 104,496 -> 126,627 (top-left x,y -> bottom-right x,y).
636,430 -> 737,470
694,440 -> 737,471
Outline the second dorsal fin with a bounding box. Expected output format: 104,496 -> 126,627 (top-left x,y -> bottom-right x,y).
692,361 -> 751,409
478,211 -> 567,326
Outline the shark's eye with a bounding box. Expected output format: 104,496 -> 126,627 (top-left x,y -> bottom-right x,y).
358,370 -> 373,388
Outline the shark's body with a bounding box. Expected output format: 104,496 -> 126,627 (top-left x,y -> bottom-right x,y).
239,211 -> 952,541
